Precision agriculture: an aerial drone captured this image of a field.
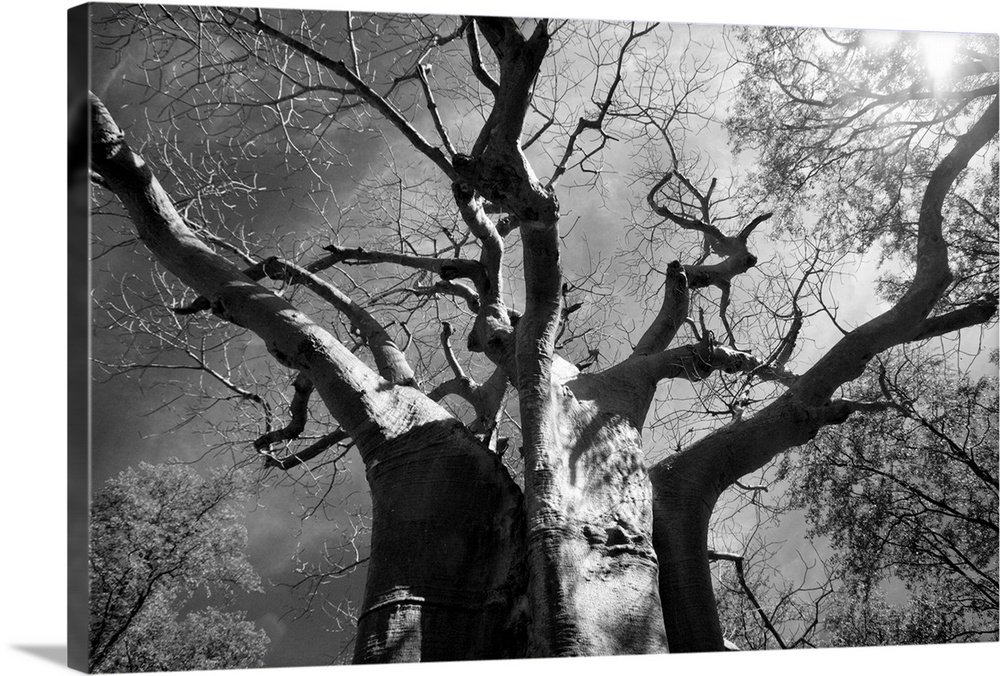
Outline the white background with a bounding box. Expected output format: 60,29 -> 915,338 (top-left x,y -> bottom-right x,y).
2,0 -> 997,674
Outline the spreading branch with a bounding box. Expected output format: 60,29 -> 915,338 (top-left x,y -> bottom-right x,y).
89,91 -> 434,448
179,254 -> 418,386
792,96 -> 999,406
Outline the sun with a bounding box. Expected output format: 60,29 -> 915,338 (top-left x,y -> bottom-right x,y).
918,32 -> 962,84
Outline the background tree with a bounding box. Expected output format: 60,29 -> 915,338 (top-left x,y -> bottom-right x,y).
85,4 -> 997,663
710,351 -> 997,650
787,350 -> 998,641
823,587 -> 969,647
89,463 -> 269,672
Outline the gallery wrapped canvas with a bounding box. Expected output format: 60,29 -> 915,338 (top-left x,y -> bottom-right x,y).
68,1 -> 998,672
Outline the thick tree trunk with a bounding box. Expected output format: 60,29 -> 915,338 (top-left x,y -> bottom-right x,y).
650,455 -> 724,652
649,396 -> 860,651
519,365 -> 670,656
353,417 -> 527,662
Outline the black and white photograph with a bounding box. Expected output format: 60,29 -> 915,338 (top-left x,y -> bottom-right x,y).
55,0 -> 1000,672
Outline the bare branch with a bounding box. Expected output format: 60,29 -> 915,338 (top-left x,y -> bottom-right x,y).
648,171 -> 773,257
428,324 -> 509,449
322,244 -> 487,290
708,551 -> 788,650
258,257 -> 417,386
466,19 -> 500,95
255,373 -> 314,451
440,322 -> 466,380
417,64 -> 457,157
909,293 -> 999,342
641,336 -> 798,386
631,261 -> 690,357
647,171 -> 725,239
387,279 -> 481,314
264,429 -> 352,470
233,10 -> 457,180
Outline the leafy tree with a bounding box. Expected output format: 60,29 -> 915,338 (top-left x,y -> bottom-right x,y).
84,4 -> 997,661
711,352 -> 997,650
786,351 -> 998,642
824,587 -> 967,647
89,463 -> 268,672
728,27 -> 998,311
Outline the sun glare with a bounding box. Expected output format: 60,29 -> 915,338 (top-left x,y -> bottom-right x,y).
862,30 -> 902,52
919,32 -> 962,83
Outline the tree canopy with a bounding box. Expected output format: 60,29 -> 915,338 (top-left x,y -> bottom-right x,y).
88,462 -> 268,672
789,352 -> 998,641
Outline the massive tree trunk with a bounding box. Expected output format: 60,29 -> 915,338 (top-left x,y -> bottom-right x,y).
353,418 -> 527,662
517,361 -> 669,655
90,87 -> 672,660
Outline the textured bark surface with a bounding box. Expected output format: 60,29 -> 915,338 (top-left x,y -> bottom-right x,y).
354,418 -> 527,662
526,368 -> 668,655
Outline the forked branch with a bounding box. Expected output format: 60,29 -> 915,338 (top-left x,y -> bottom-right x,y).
258,257 -> 417,386
255,373 -> 314,451
428,323 -> 509,448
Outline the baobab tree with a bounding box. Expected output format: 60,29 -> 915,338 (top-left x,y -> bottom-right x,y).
81,4 -> 998,663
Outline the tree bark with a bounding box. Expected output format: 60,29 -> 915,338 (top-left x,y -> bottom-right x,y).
354,418 -> 527,662
525,367 -> 670,655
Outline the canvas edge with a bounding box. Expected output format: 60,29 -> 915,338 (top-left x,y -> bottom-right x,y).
67,3 -> 92,673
